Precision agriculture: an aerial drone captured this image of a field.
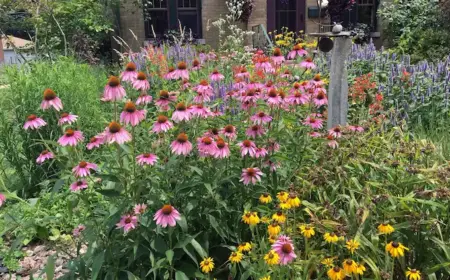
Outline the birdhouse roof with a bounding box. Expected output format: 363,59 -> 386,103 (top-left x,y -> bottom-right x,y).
1,36 -> 33,50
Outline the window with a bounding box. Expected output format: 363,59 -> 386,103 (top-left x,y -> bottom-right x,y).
275,0 -> 297,32
344,0 -> 378,31
144,0 -> 202,39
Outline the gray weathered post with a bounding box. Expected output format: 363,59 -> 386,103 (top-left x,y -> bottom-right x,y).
309,32 -> 353,129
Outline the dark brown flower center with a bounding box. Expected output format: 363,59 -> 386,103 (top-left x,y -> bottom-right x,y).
225,125 -> 234,133
108,76 -> 120,87
79,161 -> 88,168
137,72 -> 147,81
162,205 -> 173,215
251,125 -> 259,131
240,68 -> 247,73
317,92 -> 325,100
289,193 -> 297,199
212,69 -> 219,75
27,114 -> 37,121
314,74 -> 321,81
246,168 -> 256,177
77,181 -> 84,186
168,66 -> 175,72
282,244 -> 292,253
263,193 -> 269,197
158,90 -> 169,100
268,89 -> 278,98
143,153 -> 151,158
333,266 -> 341,272
124,102 -> 136,113
157,115 -> 168,123
333,127 -> 341,133
192,59 -> 200,67
277,211 -> 283,216
243,140 -> 252,147
392,242 -> 399,248
43,89 -> 57,100
258,112 -> 266,118
200,80 -> 209,86
293,44 -> 302,51
273,48 -> 282,56
41,150 -> 49,155
65,129 -> 75,137
109,121 -> 121,133
216,139 -> 226,148
125,62 -> 136,71
125,217 -> 132,224
284,70 -> 290,74
177,62 -> 187,70
305,57 -> 313,63
211,128 -> 219,135
90,137 -> 97,143
346,260 -> 353,265
176,102 -> 186,111
295,92 -> 302,98
177,133 -> 188,143
202,137 -> 213,145
61,113 -> 69,118
231,252 -> 237,257
330,232 -> 336,237
271,221 -> 278,227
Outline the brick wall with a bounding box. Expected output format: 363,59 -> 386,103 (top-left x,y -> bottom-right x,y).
119,0 -> 146,51
248,0 -> 267,29
201,0 -> 229,49
305,0 -> 321,34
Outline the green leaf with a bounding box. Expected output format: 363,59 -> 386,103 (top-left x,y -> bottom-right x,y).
166,249 -> 174,265
190,238 -> 207,258
189,166 -> 203,176
91,251 -> 105,280
45,255 -> 56,280
175,271 -> 189,280
125,271 -> 139,280
97,189 -> 121,197
52,179 -> 65,194
178,216 -> 188,232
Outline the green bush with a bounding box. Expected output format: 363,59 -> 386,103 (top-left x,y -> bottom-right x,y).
0,58 -> 107,197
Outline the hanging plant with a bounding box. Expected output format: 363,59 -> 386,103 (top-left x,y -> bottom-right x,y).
239,0 -> 255,22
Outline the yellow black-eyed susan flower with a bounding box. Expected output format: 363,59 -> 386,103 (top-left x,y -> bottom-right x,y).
299,225 -> 315,239
242,211 -> 260,225
279,201 -> 292,210
287,193 -> 301,208
272,211 -> 286,223
264,250 -> 280,265
327,266 -> 345,280
260,276 -> 271,280
261,216 -> 271,224
229,251 -> 243,264
238,242 -> 252,252
321,257 -> 335,267
268,235 -> 277,244
277,191 -> 289,202
386,241 -> 409,258
268,221 -> 281,236
324,232 -> 339,243
405,268 -> 421,280
200,257 -> 214,273
345,239 -> 360,254
356,263 -> 366,275
259,193 -> 272,204
342,259 -> 357,275
378,223 -> 395,235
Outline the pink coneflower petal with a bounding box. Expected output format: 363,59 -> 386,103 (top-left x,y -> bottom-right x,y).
155,90 -> 177,111
24,115 -> 47,130
328,127 -> 342,138
41,89 -> 63,111
171,133 -> 193,156
72,161 -> 98,177
120,62 -> 138,82
72,224 -> 86,237
136,93 -> 153,105
103,76 -> 126,101
132,72 -> 150,91
172,102 -> 191,123
58,113 -> 78,126
104,121 -> 132,144
136,153 -> 158,166
134,203 -> 147,215
172,62 -> 190,80
87,134 -> 105,150
250,112 -> 272,124
120,101 -> 147,126
272,235 -> 297,265
0,193 -> 5,207
70,180 -> 88,192
238,140 -> 257,158
210,69 -> 225,82
58,129 -> 84,146
154,205 -> 181,228
303,115 -> 324,129
36,150 -> 54,164
313,90 -> 328,107
300,58 -> 316,69
212,138 -> 230,158
152,115 -> 174,133
240,167 -> 263,185
246,125 -> 266,138
116,214 -> 138,233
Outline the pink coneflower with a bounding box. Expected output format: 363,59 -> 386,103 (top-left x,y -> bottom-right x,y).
191,104 -> 211,118
70,180 -> 88,192
172,102 -> 191,123
210,69 -> 225,82
154,205 -> 181,228
255,56 -> 274,73
263,80 -> 275,93
289,82 -> 307,94
241,88 -> 260,103
221,125 -> 238,140
58,113 -> 78,126
155,90 -> 176,110
246,125 -> 265,138
181,79 -> 191,90
103,76 -> 126,101
164,67 -> 175,80
58,129 -> 84,146
87,134 -> 104,150
104,121 -> 132,144
303,115 -> 323,129
309,132 -> 322,138
132,72 -> 150,91
238,140 -> 257,157
193,80 -> 214,103
72,161 -> 98,177
171,133 -> 193,156
300,57 -> 316,69
280,69 -> 292,79
287,91 -> 309,105
288,44 -> 308,59
24,115 -> 47,130
310,74 -> 324,86
213,138 -> 230,158
329,126 -> 342,138
120,101 -> 146,126
266,89 -> 282,105
271,48 -> 285,65
136,93 -> 153,105
36,150 -> 54,164
72,224 -> 86,237
152,115 -> 173,133
134,203 -> 147,215
272,235 -> 297,265
255,147 -> 268,158
240,167 -> 263,185
313,91 -> 328,107
0,193 -> 5,207
197,136 -> 216,156
204,128 -> 220,139
251,112 -> 272,124
192,59 -> 202,70
172,62 -> 189,80
247,80 -> 264,90
267,139 -> 280,153
233,78 -> 247,90
116,214 -> 138,233
348,125 -> 364,132
327,135 -> 339,149
136,153 -> 158,166
236,67 -> 250,79
263,160 -> 281,172
120,62 -> 138,82
41,89 -> 63,111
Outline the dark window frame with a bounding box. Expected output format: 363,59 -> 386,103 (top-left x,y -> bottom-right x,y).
267,0 -> 305,33
144,0 -> 202,39
344,0 -> 379,31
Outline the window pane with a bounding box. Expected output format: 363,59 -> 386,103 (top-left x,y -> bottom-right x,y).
145,10 -> 168,37
276,11 -> 297,32
276,0 -> 296,10
178,11 -> 199,37
358,6 -> 373,25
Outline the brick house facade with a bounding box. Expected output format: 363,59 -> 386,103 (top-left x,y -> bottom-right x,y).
118,0 -> 381,50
